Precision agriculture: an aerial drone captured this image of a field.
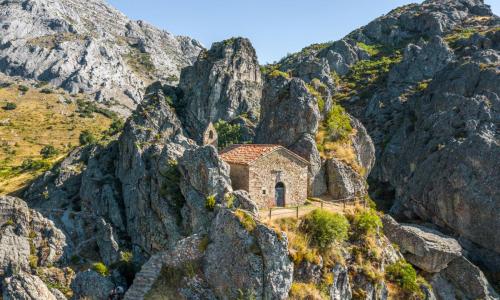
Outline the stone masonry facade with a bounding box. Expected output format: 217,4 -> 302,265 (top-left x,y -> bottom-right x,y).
220,145 -> 308,209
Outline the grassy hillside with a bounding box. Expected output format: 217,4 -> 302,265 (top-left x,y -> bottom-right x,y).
0,81 -> 115,194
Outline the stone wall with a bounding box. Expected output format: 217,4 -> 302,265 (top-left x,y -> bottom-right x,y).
248,150 -> 308,208
228,163 -> 249,191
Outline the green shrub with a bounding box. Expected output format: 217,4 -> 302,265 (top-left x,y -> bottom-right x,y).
92,262 -> 109,276
2,102 -> 17,110
386,260 -> 420,294
306,83 -> 325,112
106,118 -> 125,135
3,219 -> 14,227
214,120 -> 242,149
40,88 -> 53,94
356,42 -> 383,56
20,159 -> 51,171
205,194 -> 216,211
325,104 -> 352,141
79,130 -> 96,145
301,209 -> 350,249
268,69 -> 290,79
18,85 -> 29,92
350,208 -> 382,236
29,255 -> 38,269
40,145 -> 59,159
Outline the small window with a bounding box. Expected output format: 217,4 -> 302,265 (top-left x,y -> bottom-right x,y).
208,130 -> 214,139
262,189 -> 266,195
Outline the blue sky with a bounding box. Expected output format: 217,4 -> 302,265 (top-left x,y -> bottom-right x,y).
107,0 -> 500,64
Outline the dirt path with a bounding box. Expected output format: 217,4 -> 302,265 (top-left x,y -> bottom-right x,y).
259,200 -> 361,221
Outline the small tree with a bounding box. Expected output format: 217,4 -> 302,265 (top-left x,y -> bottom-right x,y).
79,130 -> 96,145
214,120 -> 242,149
40,145 -> 58,159
2,102 -> 17,110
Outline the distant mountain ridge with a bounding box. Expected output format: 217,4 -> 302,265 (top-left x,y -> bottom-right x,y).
0,0 -> 203,113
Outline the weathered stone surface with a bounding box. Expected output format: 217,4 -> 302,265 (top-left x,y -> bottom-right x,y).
0,0 -> 202,112
179,145 -> 232,234
116,84 -> 195,256
231,190 -> 259,217
350,116 -> 376,176
70,270 -> 114,300
204,209 -> 292,299
329,263 -> 352,300
294,259 -> 323,284
381,52 -> 500,266
430,256 -> 499,300
256,76 -> 324,195
326,158 -> 367,200
3,272 -> 57,300
177,37 -> 262,142
387,36 -> 454,85
0,196 -> 66,275
382,215 -> 462,273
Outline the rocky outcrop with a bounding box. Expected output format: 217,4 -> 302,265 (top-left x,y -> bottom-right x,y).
353,0 -> 494,46
387,36 -> 454,85
274,0 -> 500,279
3,272 -> 58,300
0,196 -> 66,275
255,76 -> 324,195
431,256 -> 499,300
178,145 -> 232,234
177,37 -> 262,142
70,270 -> 115,300
115,83 -> 195,256
204,209 -> 293,299
350,116 -> 376,176
382,215 -> 462,273
382,215 -> 499,299
0,0 -> 202,112
380,40 -> 500,270
329,264 -> 352,300
326,158 -> 367,200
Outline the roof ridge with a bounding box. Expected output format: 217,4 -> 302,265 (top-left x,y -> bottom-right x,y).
219,144 -> 308,166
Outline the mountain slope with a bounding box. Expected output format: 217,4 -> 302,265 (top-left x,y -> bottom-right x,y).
267,0 -> 500,283
0,0 -> 203,113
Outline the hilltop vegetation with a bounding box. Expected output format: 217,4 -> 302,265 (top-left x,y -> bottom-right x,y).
0,80 -> 116,194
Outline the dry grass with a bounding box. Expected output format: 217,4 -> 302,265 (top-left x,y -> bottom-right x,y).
0,83 -> 112,194
289,282 -> 326,300
316,127 -> 364,175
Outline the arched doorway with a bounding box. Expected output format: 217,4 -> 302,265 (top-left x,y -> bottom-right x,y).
275,182 -> 285,207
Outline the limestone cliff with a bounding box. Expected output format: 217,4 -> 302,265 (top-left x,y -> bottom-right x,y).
0,0 -> 203,113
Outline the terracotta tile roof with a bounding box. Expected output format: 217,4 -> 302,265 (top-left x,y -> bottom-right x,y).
219,144 -> 281,165
219,144 -> 309,166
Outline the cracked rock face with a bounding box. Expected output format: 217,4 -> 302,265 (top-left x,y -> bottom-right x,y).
255,76 -> 323,195
3,271 -> 58,300
0,196 -> 66,276
204,209 -> 293,300
0,0 -> 202,113
382,215 -> 462,273
177,37 -> 263,142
